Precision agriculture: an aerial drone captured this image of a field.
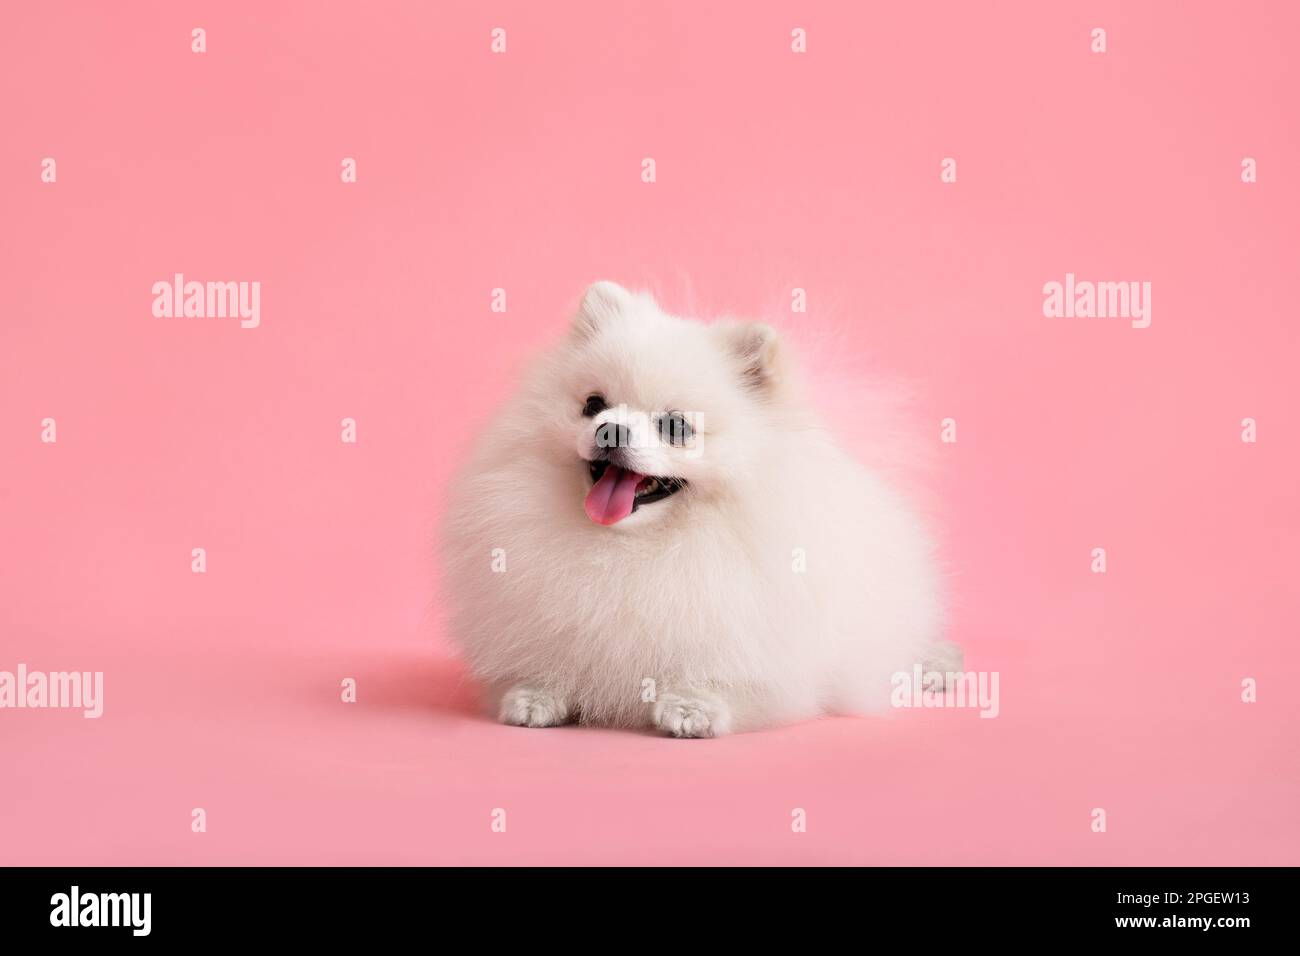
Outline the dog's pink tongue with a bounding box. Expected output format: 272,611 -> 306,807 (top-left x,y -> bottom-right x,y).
584,465 -> 644,525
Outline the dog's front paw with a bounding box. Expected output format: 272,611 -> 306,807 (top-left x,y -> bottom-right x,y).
498,686 -> 571,728
922,639 -> 964,678
652,692 -> 732,738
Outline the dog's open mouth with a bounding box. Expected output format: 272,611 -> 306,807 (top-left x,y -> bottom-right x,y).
584,460 -> 685,526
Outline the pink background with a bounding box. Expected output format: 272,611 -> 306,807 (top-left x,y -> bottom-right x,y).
3,1 -> 1298,865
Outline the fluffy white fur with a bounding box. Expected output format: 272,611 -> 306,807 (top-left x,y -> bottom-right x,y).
443,281 -> 953,737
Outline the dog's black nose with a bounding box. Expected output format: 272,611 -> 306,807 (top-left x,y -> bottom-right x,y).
595,421 -> 631,450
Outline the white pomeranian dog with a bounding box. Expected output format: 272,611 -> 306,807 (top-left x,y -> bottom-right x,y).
443,281 -> 955,737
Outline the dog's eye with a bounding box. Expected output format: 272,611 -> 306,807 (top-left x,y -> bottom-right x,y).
582,394 -> 607,417
657,411 -> 693,446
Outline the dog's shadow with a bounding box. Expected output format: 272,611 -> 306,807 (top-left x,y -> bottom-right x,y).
355,651 -> 486,721
353,652 -> 667,736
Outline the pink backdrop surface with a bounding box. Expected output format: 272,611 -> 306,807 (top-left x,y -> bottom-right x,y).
2,1 -> 1298,865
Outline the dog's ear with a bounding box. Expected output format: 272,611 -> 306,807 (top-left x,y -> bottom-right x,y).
572,281 -> 633,339
717,320 -> 783,394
